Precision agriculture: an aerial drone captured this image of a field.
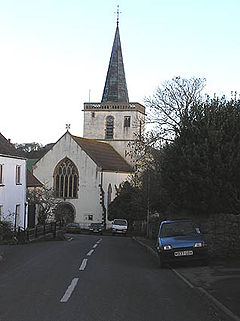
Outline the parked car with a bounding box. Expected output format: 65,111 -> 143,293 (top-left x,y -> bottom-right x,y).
89,223 -> 104,234
112,219 -> 128,235
65,222 -> 81,234
156,219 -> 208,268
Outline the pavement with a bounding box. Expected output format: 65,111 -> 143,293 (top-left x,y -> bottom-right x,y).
0,244 -> 9,262
133,236 -> 240,321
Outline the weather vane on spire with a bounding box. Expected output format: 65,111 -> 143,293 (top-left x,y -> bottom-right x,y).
115,5 -> 122,25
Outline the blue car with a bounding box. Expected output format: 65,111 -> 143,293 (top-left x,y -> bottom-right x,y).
156,219 -> 208,268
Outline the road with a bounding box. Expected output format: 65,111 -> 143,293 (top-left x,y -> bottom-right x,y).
0,235 -> 229,321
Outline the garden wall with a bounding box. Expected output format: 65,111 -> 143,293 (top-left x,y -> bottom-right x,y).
135,213 -> 240,258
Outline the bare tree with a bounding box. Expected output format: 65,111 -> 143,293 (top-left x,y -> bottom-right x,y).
27,186 -> 60,225
146,76 -> 206,142
127,76 -> 206,184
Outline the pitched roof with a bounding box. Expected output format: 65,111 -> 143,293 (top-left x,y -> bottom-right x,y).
72,135 -> 133,173
101,24 -> 129,103
0,133 -> 22,158
27,170 -> 43,187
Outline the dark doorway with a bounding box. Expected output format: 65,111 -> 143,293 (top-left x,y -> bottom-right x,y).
28,204 -> 36,228
55,203 -> 75,224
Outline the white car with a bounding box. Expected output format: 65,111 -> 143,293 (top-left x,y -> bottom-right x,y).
112,219 -> 128,235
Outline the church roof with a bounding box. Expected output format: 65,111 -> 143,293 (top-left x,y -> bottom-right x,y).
0,133 -> 22,158
72,135 -> 133,173
101,24 -> 129,103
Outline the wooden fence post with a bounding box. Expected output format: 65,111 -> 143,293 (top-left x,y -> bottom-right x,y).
53,222 -> 56,238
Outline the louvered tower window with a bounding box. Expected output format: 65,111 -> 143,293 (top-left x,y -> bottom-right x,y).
54,158 -> 79,198
105,116 -> 114,139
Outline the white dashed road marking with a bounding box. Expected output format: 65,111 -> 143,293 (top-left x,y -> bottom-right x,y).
79,258 -> 88,271
60,278 -> 79,303
93,244 -> 98,248
97,238 -> 102,244
87,249 -> 94,256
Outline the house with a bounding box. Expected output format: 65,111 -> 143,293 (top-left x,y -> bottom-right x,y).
33,21 -> 145,228
0,133 -> 27,230
26,169 -> 43,228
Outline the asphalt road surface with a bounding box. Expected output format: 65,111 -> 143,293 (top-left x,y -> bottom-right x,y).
0,235 -> 228,321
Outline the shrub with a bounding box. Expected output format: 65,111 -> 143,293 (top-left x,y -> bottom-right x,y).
0,221 -> 14,241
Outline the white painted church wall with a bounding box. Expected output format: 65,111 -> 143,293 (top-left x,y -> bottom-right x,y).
33,132 -> 131,227
0,156 -> 27,228
102,171 -> 131,228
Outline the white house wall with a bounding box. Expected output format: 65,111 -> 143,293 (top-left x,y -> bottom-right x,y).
0,156 -> 27,228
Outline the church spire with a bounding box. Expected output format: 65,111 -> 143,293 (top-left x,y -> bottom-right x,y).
101,21 -> 129,103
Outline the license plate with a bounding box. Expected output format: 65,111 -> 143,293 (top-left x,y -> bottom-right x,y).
174,250 -> 193,257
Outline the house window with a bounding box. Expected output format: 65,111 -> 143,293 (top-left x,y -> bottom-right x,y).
88,215 -> 93,221
0,165 -> 3,184
54,158 -> 79,199
124,116 -> 131,128
14,204 -> 20,230
91,112 -> 95,118
105,116 -> 114,139
16,166 -> 21,184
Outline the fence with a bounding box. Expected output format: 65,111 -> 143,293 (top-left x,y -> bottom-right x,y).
16,221 -> 64,243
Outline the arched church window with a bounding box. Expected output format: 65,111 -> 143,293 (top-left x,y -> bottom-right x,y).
107,184 -> 112,207
54,158 -> 79,199
105,116 -> 114,139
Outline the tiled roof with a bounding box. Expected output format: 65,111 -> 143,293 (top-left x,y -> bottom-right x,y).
27,170 -> 43,187
101,24 -> 129,103
0,133 -> 22,158
72,135 -> 133,173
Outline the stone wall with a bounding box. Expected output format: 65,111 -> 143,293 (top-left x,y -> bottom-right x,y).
145,213 -> 240,258
194,214 -> 240,258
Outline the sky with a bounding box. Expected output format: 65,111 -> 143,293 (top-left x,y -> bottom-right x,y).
0,0 -> 240,145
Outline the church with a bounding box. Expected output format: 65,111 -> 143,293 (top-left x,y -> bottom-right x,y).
33,21 -> 145,228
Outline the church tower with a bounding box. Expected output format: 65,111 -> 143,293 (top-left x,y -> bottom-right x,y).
83,19 -> 145,164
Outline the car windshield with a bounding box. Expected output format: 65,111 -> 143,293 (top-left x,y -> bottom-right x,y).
113,219 -> 127,226
91,223 -> 101,228
160,221 -> 198,237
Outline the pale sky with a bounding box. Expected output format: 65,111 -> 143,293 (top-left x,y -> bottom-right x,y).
0,0 -> 240,145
